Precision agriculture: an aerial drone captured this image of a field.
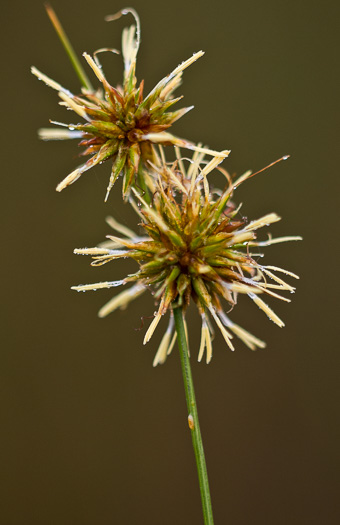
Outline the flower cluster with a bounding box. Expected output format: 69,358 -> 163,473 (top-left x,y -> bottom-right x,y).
34,7 -> 300,365
32,8 -> 225,200
72,149 -> 301,365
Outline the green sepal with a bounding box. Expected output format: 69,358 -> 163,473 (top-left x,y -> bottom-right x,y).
128,143 -> 141,172
76,121 -> 124,138
163,280 -> 178,309
141,224 -> 161,242
142,269 -> 168,285
110,145 -> 128,186
205,232 -> 233,246
141,254 -> 178,273
213,190 -> 232,220
189,236 -> 204,252
95,139 -> 119,162
149,96 -> 183,117
205,256 -> 234,268
122,164 -> 135,197
124,62 -> 137,94
167,266 -> 181,284
167,230 -> 186,249
219,250 -> 248,263
192,277 -> 211,307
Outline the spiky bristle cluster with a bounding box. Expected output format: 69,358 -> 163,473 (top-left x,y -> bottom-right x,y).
33,7 -> 300,366
72,150 -> 301,365
32,9 -> 226,201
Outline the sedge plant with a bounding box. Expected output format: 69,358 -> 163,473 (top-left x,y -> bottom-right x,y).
33,6 -> 301,524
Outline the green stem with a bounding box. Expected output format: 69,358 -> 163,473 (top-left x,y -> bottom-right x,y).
45,3 -> 94,91
173,306 -> 214,525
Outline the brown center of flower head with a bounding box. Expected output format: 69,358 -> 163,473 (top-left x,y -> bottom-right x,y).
179,253 -> 192,269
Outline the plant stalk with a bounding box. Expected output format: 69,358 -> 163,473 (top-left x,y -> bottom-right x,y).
45,3 -> 94,91
173,306 -> 214,525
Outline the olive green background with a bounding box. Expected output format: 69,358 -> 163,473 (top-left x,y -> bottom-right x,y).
2,0 -> 339,523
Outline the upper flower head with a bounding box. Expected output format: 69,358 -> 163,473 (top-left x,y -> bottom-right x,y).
72,150 -> 301,365
32,8 -> 226,200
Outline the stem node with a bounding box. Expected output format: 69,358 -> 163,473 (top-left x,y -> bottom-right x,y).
188,414 -> 195,430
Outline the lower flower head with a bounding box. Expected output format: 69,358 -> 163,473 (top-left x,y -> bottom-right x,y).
72,149 -> 301,365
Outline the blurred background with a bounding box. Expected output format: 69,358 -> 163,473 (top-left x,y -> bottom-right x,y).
1,0 -> 339,523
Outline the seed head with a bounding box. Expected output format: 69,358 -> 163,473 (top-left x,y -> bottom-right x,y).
32,8 -> 227,200
72,149 -> 301,365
